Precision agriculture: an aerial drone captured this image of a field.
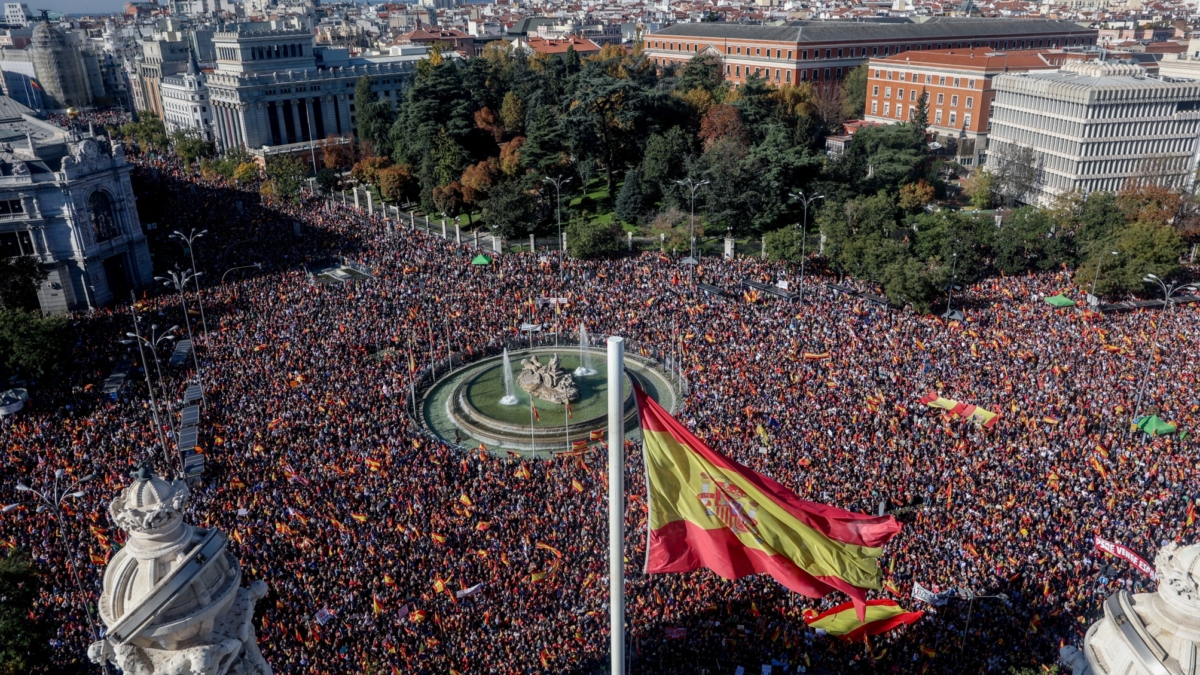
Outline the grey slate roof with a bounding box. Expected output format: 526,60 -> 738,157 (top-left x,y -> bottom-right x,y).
652,18 -> 1093,43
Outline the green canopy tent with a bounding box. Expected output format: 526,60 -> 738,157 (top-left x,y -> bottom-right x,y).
1044,295 -> 1076,308
1136,415 -> 1177,436
471,255 -> 492,266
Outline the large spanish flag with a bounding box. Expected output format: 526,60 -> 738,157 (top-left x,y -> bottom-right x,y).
636,385 -> 900,619
804,599 -> 923,639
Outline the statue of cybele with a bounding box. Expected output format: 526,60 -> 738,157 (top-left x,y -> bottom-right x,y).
88,465 -> 271,675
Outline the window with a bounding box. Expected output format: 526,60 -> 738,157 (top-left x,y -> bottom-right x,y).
925,74 -> 932,84
964,113 -> 972,128
803,50 -> 808,59
736,66 -> 740,76
837,48 -> 843,57
756,48 -> 761,56
788,51 -> 793,59
939,76 -> 946,85
88,191 -> 118,242
0,199 -> 23,216
885,87 -> 892,98
898,88 -> 904,100
949,112 -> 956,126
935,110 -> 943,124
969,79 -> 976,89
0,230 -> 33,257
937,93 -> 944,104
965,97 -> 973,109
786,71 -> 791,82
825,49 -> 831,58
873,69 -> 880,77
884,103 -> 891,116
873,85 -> 879,95
910,90 -> 916,101
953,78 -> 960,87
951,95 -> 958,106
872,101 -> 878,114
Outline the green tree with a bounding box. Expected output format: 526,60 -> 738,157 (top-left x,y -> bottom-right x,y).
676,53 -> 724,94
818,193 -> 903,279
521,103 -> 568,176
641,126 -> 693,204
355,75 -> 396,153
841,64 -> 869,119
565,63 -> 646,194
482,178 -> 539,238
910,89 -> 929,132
170,129 -> 208,167
120,112 -> 168,151
763,226 -> 807,262
566,215 -> 623,259
1080,220 -> 1184,295
0,551 -> 54,675
0,256 -> 46,310
0,310 -> 68,377
614,170 -> 647,225
909,210 -> 991,284
879,255 -> 947,314
431,128 -> 467,188
389,58 -> 473,166
994,207 -> 1072,275
262,155 -> 307,204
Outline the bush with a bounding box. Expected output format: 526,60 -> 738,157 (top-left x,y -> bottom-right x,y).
763,226 -> 808,263
566,217 -> 623,259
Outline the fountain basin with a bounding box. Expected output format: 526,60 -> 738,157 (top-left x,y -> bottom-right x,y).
421,348 -> 679,456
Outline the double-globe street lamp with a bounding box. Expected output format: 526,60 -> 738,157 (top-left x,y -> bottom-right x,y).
5,470 -> 112,675
674,178 -> 709,283
156,270 -> 206,405
788,191 -> 824,305
169,228 -> 208,336
1130,273 -> 1197,431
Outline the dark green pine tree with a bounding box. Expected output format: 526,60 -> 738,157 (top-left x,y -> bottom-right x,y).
520,103 -> 567,176
614,170 -> 646,225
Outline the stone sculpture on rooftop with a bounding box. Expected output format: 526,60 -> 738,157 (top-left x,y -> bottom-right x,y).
87,465 -> 271,675
1062,542 -> 1200,675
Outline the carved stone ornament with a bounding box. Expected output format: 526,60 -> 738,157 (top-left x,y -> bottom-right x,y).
1063,542 -> 1200,675
517,354 -> 579,405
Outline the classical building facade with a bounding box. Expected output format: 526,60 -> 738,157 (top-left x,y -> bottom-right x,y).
0,106 -> 152,313
30,21 -> 91,110
864,48 -> 1090,167
644,18 -> 1098,87
161,54 -> 212,141
989,60 -> 1200,204
206,25 -> 423,153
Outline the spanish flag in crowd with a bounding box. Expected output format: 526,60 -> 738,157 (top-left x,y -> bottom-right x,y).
803,599 -> 923,638
636,385 -> 900,619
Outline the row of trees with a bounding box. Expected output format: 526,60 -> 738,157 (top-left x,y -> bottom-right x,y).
763,181 -> 1189,312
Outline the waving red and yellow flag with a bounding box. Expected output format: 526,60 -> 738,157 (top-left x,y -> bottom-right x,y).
636,386 -> 900,619
804,599 -> 923,639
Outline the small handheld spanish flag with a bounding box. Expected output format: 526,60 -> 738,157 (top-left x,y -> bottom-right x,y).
372,595 -> 384,615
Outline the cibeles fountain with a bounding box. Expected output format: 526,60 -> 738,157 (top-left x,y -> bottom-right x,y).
1062,543 -> 1200,675
421,335 -> 680,455
88,466 -> 271,675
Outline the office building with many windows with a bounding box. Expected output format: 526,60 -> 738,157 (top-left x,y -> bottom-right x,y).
988,60 -> 1200,204
644,19 -> 1097,87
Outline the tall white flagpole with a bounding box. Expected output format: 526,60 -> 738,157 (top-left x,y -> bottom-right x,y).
607,336 -> 625,675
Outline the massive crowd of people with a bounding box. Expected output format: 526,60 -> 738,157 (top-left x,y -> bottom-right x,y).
2,124 -> 1198,673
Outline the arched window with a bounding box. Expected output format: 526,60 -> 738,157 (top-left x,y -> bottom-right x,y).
88,191 -> 118,242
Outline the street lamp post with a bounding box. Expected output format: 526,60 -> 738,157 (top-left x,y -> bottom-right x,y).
122,324 -> 178,431
945,252 -> 959,318
543,175 -> 572,281
1130,274 -> 1197,432
156,270 -> 206,405
788,191 -> 824,305
1089,250 -> 1120,300
169,228 -> 208,336
126,299 -> 174,470
674,178 -> 709,282
221,262 -> 263,285
6,471 -> 112,675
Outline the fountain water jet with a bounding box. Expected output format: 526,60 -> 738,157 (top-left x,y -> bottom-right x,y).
573,324 -> 597,377
499,349 -> 519,405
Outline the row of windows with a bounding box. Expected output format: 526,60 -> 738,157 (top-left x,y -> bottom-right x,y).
218,43 -> 306,61
650,35 -> 1095,61
657,58 -> 843,82
872,100 -> 972,128
874,86 -> 975,109
876,71 -> 977,89
995,104 -> 1200,140
0,230 -> 33,258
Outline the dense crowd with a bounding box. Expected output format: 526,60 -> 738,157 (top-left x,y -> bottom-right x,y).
2,143 -> 1198,675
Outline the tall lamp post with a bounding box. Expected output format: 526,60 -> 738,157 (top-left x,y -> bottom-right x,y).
944,252 -> 959,319
156,270 -> 206,405
169,228 -> 208,336
1130,273 -> 1197,432
1089,250 -> 1120,301
122,324 -> 178,434
543,175 -> 572,281
127,299 -> 174,469
788,191 -> 823,305
5,471 -> 112,675
675,178 -> 709,281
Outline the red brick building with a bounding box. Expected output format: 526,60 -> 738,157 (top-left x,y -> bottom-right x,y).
643,18 -> 1097,87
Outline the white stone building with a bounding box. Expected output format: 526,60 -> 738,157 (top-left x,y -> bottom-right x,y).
3,2 -> 31,27
161,54 -> 212,142
989,60 -> 1200,204
0,99 -> 152,313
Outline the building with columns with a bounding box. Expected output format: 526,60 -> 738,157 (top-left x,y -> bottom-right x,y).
0,99 -> 152,313
205,24 -> 424,155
